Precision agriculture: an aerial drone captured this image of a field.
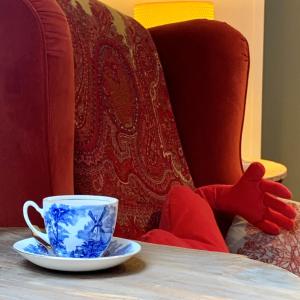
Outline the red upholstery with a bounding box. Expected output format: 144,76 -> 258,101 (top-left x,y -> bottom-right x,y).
0,0 -> 74,226
0,0 -> 249,240
150,21 -> 249,235
149,21 -> 249,187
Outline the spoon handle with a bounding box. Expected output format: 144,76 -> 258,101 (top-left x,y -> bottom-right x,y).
31,226 -> 55,256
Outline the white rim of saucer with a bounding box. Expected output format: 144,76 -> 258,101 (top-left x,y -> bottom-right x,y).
13,237 -> 141,261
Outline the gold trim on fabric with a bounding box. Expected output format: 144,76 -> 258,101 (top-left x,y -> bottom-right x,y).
70,0 -> 92,16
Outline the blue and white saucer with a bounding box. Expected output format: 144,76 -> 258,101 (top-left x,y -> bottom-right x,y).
13,237 -> 141,272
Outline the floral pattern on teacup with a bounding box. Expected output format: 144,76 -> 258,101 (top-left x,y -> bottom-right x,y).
44,204 -> 117,258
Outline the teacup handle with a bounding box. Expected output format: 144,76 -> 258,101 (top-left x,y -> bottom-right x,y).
23,201 -> 49,244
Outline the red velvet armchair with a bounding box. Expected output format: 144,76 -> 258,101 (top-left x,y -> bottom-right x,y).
0,0 -> 249,239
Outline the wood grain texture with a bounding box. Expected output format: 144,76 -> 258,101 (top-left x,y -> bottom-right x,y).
1,228 -> 300,300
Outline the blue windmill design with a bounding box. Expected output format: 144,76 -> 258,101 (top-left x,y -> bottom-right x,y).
88,207 -> 111,244
70,206 -> 115,258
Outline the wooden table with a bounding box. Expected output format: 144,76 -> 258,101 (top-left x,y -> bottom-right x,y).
1,228 -> 300,299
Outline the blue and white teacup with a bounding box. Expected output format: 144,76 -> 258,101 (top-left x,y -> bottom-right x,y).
23,195 -> 118,258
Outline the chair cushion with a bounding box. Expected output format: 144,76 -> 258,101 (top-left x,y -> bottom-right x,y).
226,200 -> 300,277
57,0 -> 193,239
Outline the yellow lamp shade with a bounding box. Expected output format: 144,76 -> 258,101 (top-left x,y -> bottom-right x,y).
134,1 -> 214,29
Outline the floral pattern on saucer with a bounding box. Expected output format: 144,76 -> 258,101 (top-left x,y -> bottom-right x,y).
24,243 -> 49,256
23,237 -> 134,258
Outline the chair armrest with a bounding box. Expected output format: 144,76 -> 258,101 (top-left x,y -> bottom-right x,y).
149,20 -> 249,186
0,0 -> 74,226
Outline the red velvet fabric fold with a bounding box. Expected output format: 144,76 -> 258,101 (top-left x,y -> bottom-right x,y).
149,20 -> 249,187
142,185 -> 229,253
0,0 -> 74,226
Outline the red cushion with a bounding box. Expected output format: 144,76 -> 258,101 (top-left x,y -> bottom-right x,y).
57,1 -> 193,239
144,185 -> 229,252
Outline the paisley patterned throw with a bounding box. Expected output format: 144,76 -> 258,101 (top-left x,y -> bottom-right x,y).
56,0 -> 193,239
226,201 -> 300,277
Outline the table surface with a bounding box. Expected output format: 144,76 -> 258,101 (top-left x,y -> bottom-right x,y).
1,228 -> 300,300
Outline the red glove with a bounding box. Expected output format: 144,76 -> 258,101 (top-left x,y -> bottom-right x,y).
141,229 -> 224,251
195,162 -> 297,235
142,185 -> 229,253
